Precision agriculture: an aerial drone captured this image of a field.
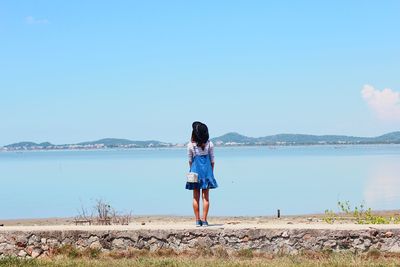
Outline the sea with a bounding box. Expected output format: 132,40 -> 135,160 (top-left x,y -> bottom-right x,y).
1,145 -> 400,219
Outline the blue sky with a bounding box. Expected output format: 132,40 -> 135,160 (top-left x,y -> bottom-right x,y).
1,1 -> 399,145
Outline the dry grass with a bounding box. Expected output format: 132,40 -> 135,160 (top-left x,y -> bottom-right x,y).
2,248 -> 400,266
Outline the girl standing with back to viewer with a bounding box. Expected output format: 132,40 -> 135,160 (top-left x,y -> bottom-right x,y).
186,121 -> 218,227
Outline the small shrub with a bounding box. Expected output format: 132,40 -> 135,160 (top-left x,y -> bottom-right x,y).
325,200 -> 400,225
213,246 -> 229,258
324,209 -> 336,224
236,248 -> 253,258
195,244 -> 213,257
54,244 -> 81,258
108,250 -> 126,259
126,248 -> 150,258
367,248 -> 381,259
0,257 -> 39,267
82,247 -> 101,259
337,201 -> 351,214
155,248 -> 177,257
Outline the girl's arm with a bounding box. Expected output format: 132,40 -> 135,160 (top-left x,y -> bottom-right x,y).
188,143 -> 193,168
209,141 -> 215,171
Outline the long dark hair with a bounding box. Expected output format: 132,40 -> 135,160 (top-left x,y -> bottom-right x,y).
191,130 -> 206,150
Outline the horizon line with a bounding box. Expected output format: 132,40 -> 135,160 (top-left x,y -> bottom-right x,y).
2,130 -> 399,147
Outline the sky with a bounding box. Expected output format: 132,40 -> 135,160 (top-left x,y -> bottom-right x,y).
0,1 -> 399,145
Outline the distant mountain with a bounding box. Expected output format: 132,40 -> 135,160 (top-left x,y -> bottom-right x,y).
4,138 -> 171,150
5,141 -> 54,148
372,131 -> 400,142
211,131 -> 400,145
77,138 -> 168,147
211,132 -> 255,143
2,131 -> 400,151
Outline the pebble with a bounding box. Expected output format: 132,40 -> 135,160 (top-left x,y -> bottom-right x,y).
384,231 -> 394,238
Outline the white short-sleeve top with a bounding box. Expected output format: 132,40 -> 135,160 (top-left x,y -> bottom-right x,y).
187,141 -> 215,163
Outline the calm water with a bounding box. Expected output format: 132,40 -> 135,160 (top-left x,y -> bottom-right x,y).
1,145 -> 400,219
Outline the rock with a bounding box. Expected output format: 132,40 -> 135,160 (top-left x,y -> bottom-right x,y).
136,239 -> 145,249
384,232 -> 394,238
76,238 -> 89,247
31,248 -> 43,258
62,238 -> 73,245
88,236 -> 99,244
323,240 -> 337,248
388,243 -> 400,253
28,235 -> 40,245
363,239 -> 372,248
141,222 -> 146,225
369,228 -> 379,236
18,250 -> 27,257
111,238 -> 125,249
90,241 -> 102,249
281,231 -> 289,238
3,243 -> 15,252
47,238 -> 60,247
15,235 -> 28,246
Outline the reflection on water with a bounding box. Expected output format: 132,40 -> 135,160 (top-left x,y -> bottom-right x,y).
0,145 -> 399,219
364,160 -> 400,209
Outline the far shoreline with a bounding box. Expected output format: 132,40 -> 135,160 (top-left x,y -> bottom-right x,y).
1,143 -> 400,153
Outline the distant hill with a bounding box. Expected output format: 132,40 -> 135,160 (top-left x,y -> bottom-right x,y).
5,141 -> 54,148
4,138 -> 171,150
211,131 -> 400,145
2,131 -> 400,150
77,138 -> 168,147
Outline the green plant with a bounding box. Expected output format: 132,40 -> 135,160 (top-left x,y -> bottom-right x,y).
323,209 -> 336,224
337,200 -> 351,214
393,216 -> 400,224
359,208 -> 390,224
325,200 -> 400,225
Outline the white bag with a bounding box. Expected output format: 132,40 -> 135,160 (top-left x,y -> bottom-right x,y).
186,172 -> 198,183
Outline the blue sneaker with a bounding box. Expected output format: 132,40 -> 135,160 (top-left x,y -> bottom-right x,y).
202,221 -> 209,227
196,220 -> 203,227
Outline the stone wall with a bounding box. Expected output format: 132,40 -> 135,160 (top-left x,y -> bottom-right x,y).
1,228 -> 400,258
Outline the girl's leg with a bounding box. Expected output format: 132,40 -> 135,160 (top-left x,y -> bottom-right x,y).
193,189 -> 200,220
201,189 -> 209,221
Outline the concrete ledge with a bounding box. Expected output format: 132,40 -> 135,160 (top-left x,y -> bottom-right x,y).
1,224 -> 400,258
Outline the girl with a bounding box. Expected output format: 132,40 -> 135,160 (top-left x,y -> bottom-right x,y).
186,121 -> 218,227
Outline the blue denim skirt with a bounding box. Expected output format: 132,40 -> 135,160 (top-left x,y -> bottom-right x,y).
185,154 -> 218,190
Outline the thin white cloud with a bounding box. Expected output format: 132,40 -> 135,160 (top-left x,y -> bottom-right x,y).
361,84 -> 400,121
25,16 -> 49,25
